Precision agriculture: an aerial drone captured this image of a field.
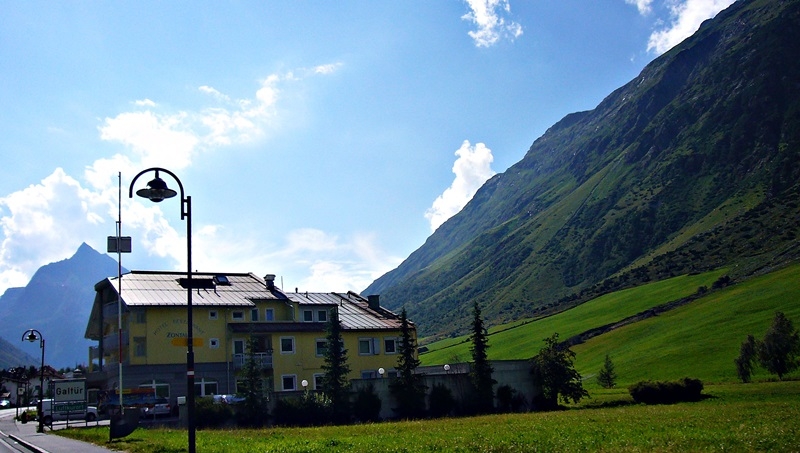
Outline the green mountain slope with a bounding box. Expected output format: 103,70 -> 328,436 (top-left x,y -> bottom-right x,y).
366,0 -> 800,339
574,263 -> 800,386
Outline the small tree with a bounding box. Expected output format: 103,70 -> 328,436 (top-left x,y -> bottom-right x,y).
237,337 -> 268,427
530,333 -> 588,410
321,307 -> 351,422
469,301 -> 496,414
735,335 -> 758,383
757,312 -> 800,380
390,307 -> 426,418
597,354 -> 617,389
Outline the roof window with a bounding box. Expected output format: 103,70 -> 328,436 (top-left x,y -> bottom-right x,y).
213,275 -> 231,286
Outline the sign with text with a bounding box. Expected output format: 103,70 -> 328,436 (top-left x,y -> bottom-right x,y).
52,378 -> 86,402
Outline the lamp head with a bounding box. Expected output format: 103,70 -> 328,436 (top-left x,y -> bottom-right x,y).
136,173 -> 177,203
25,331 -> 38,343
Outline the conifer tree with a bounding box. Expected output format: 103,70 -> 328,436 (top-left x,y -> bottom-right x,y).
390,307 -> 426,418
596,354 -> 617,389
237,337 -> 268,427
735,334 -> 758,383
321,307 -> 351,422
469,301 -> 495,413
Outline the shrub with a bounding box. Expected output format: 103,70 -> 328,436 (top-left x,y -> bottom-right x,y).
428,383 -> 456,418
629,378 -> 704,405
273,392 -> 332,427
496,385 -> 527,413
352,385 -> 382,423
194,397 -> 234,429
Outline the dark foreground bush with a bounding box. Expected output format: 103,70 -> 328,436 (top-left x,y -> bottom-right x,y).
629,378 -> 704,404
273,392 -> 333,426
195,397 -> 234,428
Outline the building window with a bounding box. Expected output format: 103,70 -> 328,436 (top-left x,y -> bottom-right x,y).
384,338 -> 397,354
134,311 -> 146,324
209,310 -> 218,320
361,370 -> 379,379
281,375 -> 297,391
209,338 -> 220,349
265,308 -> 274,321
280,337 -> 295,354
358,338 -> 376,355
315,339 -> 327,357
232,311 -> 244,321
313,374 -> 324,390
139,380 -> 170,398
134,337 -> 146,357
317,310 -> 327,322
302,310 -> 313,322
251,308 -> 259,322
194,378 -> 218,397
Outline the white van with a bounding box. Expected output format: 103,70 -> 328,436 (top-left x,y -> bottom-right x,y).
39,399 -> 98,425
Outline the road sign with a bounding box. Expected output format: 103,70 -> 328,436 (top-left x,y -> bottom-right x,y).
52,379 -> 86,402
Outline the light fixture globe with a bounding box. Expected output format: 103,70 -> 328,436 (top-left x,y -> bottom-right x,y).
136,175 -> 177,203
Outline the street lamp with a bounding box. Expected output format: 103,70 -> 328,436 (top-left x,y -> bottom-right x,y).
129,168 -> 196,453
21,329 -> 45,433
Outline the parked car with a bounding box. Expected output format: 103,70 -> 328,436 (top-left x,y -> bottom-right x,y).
39,399 -> 98,425
0,399 -> 12,408
141,397 -> 171,417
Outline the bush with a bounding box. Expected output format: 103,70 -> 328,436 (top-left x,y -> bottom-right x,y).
428,383 -> 456,418
629,378 -> 704,405
352,385 -> 381,423
496,385 -> 526,413
194,397 -> 234,429
273,392 -> 332,427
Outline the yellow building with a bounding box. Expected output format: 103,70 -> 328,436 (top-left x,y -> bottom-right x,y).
84,271 -> 413,405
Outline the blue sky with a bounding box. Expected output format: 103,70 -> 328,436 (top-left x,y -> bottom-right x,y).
0,0 -> 735,295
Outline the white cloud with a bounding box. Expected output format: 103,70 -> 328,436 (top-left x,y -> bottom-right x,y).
425,140 -> 496,232
0,168 -> 116,291
626,0 -> 655,15
647,0 -> 736,54
0,63 -> 383,297
462,0 -> 523,48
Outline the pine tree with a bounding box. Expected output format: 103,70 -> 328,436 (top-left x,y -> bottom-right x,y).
469,301 -> 495,414
390,307 -> 426,418
237,337 -> 268,427
596,354 -> 617,389
321,307 -> 351,422
757,312 -> 800,380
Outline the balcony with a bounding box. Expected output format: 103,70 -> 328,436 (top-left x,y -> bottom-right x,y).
233,352 -> 273,369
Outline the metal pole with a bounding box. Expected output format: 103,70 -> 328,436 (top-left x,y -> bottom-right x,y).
186,195 -> 195,453
38,338 -> 44,433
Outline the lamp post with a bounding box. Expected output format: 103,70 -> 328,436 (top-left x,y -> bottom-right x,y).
129,168 -> 196,453
21,329 -> 45,433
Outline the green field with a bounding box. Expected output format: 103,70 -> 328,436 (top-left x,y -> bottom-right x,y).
61,381 -> 800,452
575,263 -> 800,387
421,269 -> 729,365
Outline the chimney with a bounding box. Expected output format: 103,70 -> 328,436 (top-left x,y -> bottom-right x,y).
264,274 -> 276,291
367,294 -> 380,310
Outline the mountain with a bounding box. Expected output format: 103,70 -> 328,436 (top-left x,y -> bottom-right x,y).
365,0 -> 800,340
0,243 -> 124,368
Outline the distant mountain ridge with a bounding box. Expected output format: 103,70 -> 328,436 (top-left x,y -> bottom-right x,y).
0,243 -> 124,368
366,0 -> 800,339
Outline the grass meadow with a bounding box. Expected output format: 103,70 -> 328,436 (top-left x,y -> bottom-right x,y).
60,381 -> 800,452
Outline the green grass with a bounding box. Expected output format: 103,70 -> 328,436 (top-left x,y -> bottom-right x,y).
575,263 -> 800,387
60,381 -> 800,452
421,269 -> 728,365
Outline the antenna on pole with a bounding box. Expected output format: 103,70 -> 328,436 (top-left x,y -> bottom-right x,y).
107,172 -> 132,415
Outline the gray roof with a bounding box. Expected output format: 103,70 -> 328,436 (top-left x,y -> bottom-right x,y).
287,291 -> 406,330
103,271 -> 284,307
94,271 -> 408,331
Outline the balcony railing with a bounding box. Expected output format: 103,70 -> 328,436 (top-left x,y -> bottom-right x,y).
233,352 -> 273,369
